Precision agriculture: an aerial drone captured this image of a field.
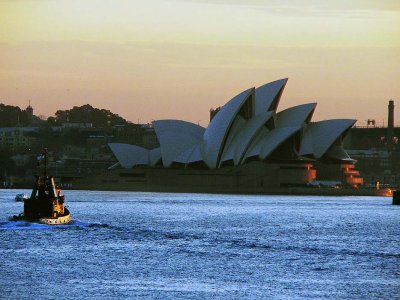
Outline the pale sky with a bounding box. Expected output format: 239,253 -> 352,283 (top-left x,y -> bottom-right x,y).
0,0 -> 399,127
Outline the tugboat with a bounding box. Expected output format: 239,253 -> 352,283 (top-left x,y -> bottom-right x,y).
10,149 -> 71,225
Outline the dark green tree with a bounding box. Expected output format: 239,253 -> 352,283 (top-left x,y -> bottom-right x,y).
54,104 -> 128,127
0,104 -> 25,126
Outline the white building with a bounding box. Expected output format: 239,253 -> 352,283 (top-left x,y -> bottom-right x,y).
106,79 -> 362,188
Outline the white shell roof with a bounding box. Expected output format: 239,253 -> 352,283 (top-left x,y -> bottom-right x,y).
219,111 -> 274,166
154,120 -> 205,168
255,78 -> 288,115
173,144 -> 203,164
240,126 -> 269,161
187,144 -> 203,163
149,147 -> 161,166
108,143 -> 149,168
300,119 -> 356,159
108,79 -> 357,170
201,88 -> 254,169
324,145 -> 355,162
244,126 -> 301,160
219,115 -> 247,165
276,103 -> 317,128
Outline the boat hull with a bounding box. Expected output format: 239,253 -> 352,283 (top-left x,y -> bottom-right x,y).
9,209 -> 71,225
38,212 -> 71,225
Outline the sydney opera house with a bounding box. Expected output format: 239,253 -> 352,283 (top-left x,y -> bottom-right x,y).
88,79 -> 363,193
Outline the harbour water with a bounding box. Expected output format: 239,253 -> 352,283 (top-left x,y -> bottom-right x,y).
0,190 -> 399,299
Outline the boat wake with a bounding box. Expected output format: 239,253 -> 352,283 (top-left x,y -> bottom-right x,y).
0,220 -> 110,230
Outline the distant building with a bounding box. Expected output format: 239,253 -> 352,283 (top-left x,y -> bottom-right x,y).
0,127 -> 37,149
111,123 -> 159,149
87,135 -> 112,148
344,100 -> 399,187
61,122 -> 93,129
10,154 -> 31,167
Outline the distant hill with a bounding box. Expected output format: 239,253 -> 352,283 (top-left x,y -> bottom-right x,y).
54,104 -> 129,127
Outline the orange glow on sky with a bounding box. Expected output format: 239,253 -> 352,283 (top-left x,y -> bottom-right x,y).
0,0 -> 399,127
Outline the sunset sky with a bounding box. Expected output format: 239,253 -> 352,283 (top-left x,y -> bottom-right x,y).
0,0 -> 399,127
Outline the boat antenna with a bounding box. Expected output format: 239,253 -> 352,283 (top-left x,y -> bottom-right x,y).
43,148 -> 48,178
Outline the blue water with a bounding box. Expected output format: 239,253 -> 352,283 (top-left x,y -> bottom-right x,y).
0,190 -> 399,299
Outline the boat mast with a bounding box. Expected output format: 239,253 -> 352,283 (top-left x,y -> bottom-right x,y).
43,148 -> 48,178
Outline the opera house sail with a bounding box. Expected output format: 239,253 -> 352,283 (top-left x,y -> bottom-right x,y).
90,79 -> 362,193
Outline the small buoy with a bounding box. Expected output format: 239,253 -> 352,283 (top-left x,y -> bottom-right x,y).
393,191 -> 400,205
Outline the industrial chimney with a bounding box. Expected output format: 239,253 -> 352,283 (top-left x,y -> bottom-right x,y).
388,100 -> 394,128
387,100 -> 394,149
